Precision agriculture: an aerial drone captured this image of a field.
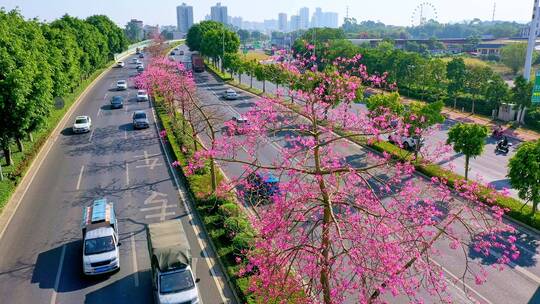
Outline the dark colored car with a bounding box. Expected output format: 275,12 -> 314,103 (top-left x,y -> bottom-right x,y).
132,111 -> 149,129
246,172 -> 280,200
110,96 -> 124,109
138,53 -> 144,58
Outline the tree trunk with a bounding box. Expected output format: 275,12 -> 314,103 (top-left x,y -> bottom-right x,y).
263,80 -> 266,93
239,73 -> 241,84
471,100 -> 475,114
250,75 -> 253,88
210,157 -> 217,193
16,138 -> 24,153
3,145 -> 12,166
28,133 -> 33,143
464,155 -> 470,180
453,96 -> 457,110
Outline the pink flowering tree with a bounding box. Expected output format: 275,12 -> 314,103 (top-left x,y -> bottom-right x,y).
135,53 -> 224,192
188,55 -> 518,303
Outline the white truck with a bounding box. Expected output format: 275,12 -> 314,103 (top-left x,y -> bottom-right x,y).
147,220 -> 200,304
81,198 -> 120,275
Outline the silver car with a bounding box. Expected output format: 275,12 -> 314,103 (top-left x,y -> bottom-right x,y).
133,111 -> 149,129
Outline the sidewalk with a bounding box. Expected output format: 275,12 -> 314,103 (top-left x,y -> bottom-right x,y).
441,109 -> 540,142
366,88 -> 540,142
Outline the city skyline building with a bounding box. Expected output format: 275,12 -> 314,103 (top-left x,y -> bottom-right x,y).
210,2 -> 228,24
176,2 -> 193,33
299,7 -> 309,29
290,14 -> 301,31
278,12 -> 288,32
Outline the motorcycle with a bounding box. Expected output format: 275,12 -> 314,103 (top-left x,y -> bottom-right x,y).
495,140 -> 512,154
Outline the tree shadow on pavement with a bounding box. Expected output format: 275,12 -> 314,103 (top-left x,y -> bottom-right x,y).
84,270 -> 152,304
468,230 -> 538,268
528,286 -> 540,304
32,241 -> 106,293
487,179 -> 511,191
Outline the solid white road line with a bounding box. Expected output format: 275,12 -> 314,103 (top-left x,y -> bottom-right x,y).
124,130 -> 128,140
125,161 -> 129,186
76,165 -> 85,191
130,234 -> 139,287
150,100 -> 225,304
88,129 -> 95,142
140,205 -> 177,212
50,244 -> 66,304
96,108 -> 102,118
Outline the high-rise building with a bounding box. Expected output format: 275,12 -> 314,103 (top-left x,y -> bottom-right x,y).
176,3 -> 193,33
311,7 -> 323,28
322,12 -> 339,28
299,7 -> 309,29
264,19 -> 278,32
278,13 -> 288,32
210,2 -> 228,24
231,16 -> 243,29
126,19 -> 144,41
290,15 -> 301,32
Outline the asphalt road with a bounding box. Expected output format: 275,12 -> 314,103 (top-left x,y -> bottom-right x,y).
0,53 -> 235,304
177,45 -> 540,304
234,70 -> 521,200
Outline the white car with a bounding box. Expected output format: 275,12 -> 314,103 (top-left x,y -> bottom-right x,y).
137,90 -> 149,102
388,134 -> 424,151
132,58 -> 139,64
73,116 -> 92,133
223,89 -> 238,100
116,61 -> 124,68
116,80 -> 127,90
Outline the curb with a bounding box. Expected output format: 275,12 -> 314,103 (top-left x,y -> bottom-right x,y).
0,53 -> 133,241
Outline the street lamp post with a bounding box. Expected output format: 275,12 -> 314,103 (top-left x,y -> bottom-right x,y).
520,0 -> 540,122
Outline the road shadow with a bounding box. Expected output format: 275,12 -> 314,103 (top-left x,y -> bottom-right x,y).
31,241 -> 106,293
100,104 -> 112,111
234,101 -> 255,108
488,179 -> 511,191
118,123 -> 134,132
84,270 -> 152,304
61,127 -> 76,136
344,154 -> 368,169
469,230 -> 538,268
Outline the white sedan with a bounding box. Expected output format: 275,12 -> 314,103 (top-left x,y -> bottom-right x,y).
72,116 -> 92,133
116,80 -> 127,90
223,89 -> 238,100
137,90 -> 149,102
116,61 -> 125,68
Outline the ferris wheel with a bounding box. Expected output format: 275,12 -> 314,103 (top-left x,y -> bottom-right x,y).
410,2 -> 439,26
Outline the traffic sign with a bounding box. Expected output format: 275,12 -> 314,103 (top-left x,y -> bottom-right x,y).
532,70 -> 540,104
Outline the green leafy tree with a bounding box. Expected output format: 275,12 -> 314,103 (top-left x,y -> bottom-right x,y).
254,63 -> 268,93
0,10 -> 53,164
512,75 -> 534,123
446,58 -> 467,109
86,15 -> 128,58
485,75 -> 510,112
446,123 -> 488,180
508,140 -> 540,215
500,43 -> 535,75
237,29 -> 250,43
186,21 -> 223,52
200,28 -> 240,72
243,59 -> 258,89
406,100 -> 445,159
223,52 -> 242,80
365,92 -> 404,117
464,65 -> 492,114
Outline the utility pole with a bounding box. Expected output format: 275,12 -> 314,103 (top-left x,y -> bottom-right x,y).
492,2 -> 496,22
221,28 -> 225,73
520,0 -> 540,122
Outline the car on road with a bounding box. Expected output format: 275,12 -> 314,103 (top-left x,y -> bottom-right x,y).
82,199 -> 120,276
179,50 -> 184,56
138,53 -> 144,58
137,65 -> 144,73
388,134 -> 424,151
116,61 -> 124,68
246,171 -> 280,201
110,96 -> 124,109
170,51 -> 176,55
132,58 -> 140,64
223,89 -> 238,100
116,80 -> 127,91
132,111 -> 149,129
72,115 -> 92,133
230,115 -> 248,135
137,89 -> 149,102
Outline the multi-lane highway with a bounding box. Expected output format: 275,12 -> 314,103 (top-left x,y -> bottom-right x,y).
0,52 -> 236,303
175,44 -> 540,304
233,68 -> 521,199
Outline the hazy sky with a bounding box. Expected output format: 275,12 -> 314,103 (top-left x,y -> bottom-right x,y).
1,0 -> 534,27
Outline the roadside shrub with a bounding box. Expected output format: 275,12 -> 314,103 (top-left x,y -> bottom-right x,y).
224,216 -> 250,237
232,231 -> 255,255
219,202 -> 241,217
